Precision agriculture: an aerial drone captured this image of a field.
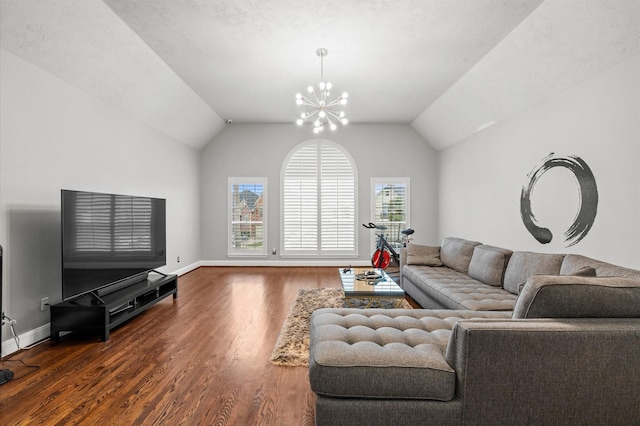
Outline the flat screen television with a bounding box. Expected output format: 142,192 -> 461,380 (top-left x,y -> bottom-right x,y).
61,189 -> 166,301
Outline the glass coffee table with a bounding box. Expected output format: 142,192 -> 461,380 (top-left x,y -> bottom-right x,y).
339,267 -> 406,308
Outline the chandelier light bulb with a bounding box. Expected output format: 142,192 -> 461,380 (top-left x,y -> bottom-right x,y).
295,48 -> 349,132
341,118 -> 348,125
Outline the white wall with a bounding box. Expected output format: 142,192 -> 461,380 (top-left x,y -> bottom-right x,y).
200,124 -> 439,263
0,49 -> 202,342
437,54 -> 640,268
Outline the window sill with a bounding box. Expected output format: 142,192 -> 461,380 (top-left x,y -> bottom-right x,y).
279,253 -> 359,259
227,253 -> 268,258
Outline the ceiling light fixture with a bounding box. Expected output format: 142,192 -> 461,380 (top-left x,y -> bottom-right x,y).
296,48 -> 348,133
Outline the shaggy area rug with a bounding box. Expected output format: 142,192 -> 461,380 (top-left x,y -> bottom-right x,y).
269,288 -> 411,367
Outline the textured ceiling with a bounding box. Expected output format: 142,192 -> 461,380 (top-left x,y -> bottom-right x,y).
101,0 -> 544,125
1,0 -> 638,150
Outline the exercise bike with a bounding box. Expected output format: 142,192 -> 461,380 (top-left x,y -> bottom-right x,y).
363,223 -> 414,269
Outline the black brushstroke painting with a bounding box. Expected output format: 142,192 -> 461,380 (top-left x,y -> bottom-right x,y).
520,153 -> 598,247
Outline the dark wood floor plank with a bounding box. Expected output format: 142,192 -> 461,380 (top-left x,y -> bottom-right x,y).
0,266 -> 343,425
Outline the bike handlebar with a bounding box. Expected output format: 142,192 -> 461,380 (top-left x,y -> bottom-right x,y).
363,223 -> 414,235
363,222 -> 387,230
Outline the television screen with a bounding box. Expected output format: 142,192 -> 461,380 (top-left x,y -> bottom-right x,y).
61,190 -> 166,301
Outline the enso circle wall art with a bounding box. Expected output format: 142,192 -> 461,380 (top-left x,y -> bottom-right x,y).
520,152 -> 598,247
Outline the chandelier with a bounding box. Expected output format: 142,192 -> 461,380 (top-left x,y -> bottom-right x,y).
295,48 -> 348,133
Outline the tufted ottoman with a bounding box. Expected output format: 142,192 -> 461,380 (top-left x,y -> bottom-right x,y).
309,308 -> 510,401
309,276 -> 640,426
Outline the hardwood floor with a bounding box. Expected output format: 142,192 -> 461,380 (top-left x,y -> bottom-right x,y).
0,267 -> 344,425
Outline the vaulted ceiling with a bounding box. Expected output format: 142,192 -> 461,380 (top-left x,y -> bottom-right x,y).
1,0 -> 638,150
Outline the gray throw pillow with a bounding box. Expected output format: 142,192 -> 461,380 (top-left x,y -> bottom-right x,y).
406,244 -> 443,266
440,237 -> 482,273
504,252 -> 564,294
564,265 -> 597,277
467,245 -> 513,287
518,265 -> 597,294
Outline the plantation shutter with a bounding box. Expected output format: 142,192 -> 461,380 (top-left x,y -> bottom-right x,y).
283,144 -> 318,251
320,143 -> 355,251
283,141 -> 356,255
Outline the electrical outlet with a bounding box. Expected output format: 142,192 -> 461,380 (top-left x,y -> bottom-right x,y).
41,297 -> 49,312
177,256 -> 181,263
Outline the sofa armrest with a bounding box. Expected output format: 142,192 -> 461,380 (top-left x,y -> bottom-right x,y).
445,318 -> 640,425
399,248 -> 407,286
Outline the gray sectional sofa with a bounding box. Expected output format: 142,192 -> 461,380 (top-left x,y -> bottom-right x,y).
308,237 -> 640,425
400,237 -> 640,311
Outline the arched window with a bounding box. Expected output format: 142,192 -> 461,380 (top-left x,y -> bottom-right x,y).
281,140 -> 357,256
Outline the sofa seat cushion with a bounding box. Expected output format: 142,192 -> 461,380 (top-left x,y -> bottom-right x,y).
309,308 -> 510,401
403,265 -> 517,311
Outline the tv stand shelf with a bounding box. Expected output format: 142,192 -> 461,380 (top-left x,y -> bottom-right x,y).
51,274 -> 178,342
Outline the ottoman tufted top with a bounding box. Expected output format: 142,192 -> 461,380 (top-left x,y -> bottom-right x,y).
309,308 -> 510,400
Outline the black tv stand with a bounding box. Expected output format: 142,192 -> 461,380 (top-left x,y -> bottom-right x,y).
89,291 -> 105,305
51,274 -> 178,341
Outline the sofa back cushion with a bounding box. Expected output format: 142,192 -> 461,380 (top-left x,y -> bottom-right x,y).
513,275 -> 640,318
561,254 -> 640,281
467,245 -> 513,287
503,252 -> 565,294
440,237 -> 482,274
405,243 -> 443,266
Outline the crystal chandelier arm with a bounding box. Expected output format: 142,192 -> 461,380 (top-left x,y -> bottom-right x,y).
325,110 -> 344,121
310,90 -> 322,105
325,96 -> 347,108
300,97 -> 318,107
326,109 -> 348,125
304,109 -> 320,121
325,115 -> 337,130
